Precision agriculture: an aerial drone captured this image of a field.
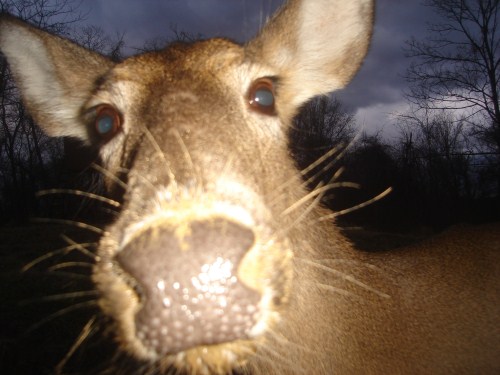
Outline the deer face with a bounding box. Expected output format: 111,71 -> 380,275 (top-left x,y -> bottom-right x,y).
0,1 -> 374,373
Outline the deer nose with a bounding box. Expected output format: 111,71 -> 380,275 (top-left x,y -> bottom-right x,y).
115,217 -> 260,355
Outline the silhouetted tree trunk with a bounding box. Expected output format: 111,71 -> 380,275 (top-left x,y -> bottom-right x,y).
395,108 -> 478,225
0,0 -> 124,221
405,0 -> 500,195
290,96 -> 356,187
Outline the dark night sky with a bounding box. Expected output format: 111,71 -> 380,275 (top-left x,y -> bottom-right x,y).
78,0 -> 440,138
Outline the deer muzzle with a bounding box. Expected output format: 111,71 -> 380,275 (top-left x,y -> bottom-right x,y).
115,217 -> 261,355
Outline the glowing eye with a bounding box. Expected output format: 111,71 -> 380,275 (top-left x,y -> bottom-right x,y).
95,104 -> 121,142
247,78 -> 276,116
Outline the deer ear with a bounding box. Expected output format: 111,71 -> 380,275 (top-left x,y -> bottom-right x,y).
0,14 -> 114,140
246,0 -> 374,117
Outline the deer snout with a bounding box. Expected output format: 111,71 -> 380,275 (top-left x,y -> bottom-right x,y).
115,217 -> 261,356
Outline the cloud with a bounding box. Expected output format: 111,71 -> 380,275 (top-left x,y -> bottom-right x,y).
79,0 -> 441,131
84,0 -> 281,50
354,100 -> 410,140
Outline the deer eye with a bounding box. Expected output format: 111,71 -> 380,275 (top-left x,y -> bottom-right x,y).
95,104 -> 121,142
247,78 -> 276,116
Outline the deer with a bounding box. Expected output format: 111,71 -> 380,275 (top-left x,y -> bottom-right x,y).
0,0 -> 499,374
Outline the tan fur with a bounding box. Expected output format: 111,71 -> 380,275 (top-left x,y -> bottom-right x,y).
1,1 -> 499,374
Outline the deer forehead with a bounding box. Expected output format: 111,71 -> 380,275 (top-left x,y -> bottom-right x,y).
89,40 -> 285,158
93,39 -> 276,106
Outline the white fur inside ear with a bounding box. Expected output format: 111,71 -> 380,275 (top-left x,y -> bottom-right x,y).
248,0 -> 373,114
290,0 -> 371,106
298,0 -> 371,54
0,22 -> 88,139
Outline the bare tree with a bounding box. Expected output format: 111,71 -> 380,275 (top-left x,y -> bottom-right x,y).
394,108 -> 482,225
289,96 -> 356,190
291,97 -> 355,162
0,0 -> 84,34
0,0 -> 122,221
405,0 -> 500,194
73,24 -> 125,61
137,24 -> 202,53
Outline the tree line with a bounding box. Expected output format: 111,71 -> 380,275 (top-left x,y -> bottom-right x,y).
293,0 -> 500,231
292,98 -> 499,231
0,0 -> 498,231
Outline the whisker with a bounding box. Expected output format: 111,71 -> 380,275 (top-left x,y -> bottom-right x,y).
304,280 -> 363,301
299,130 -> 362,184
116,166 -> 131,174
281,181 -> 359,217
299,144 -> 343,179
132,171 -> 160,196
100,206 -> 121,217
32,217 -> 105,235
297,257 -> 391,299
220,153 -> 237,184
256,343 -> 306,374
36,189 -> 121,207
266,327 -> 313,354
325,165 -> 346,186
60,234 -> 98,260
143,126 -> 178,190
170,127 -> 197,180
317,258 -> 388,274
48,262 -> 94,271
268,147 -> 340,204
269,146 -> 350,212
143,365 -> 158,375
55,317 -> 97,375
40,271 -> 92,280
19,291 -> 98,305
275,188 -> 324,243
301,147 -> 345,188
92,163 -> 128,190
274,165 -> 350,241
24,300 -> 98,334
319,187 -> 393,221
22,241 -> 95,272
297,132 -> 363,193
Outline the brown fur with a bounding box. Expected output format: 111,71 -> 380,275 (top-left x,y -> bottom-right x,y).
0,1 -> 499,374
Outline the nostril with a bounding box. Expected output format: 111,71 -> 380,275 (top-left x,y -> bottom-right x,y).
115,218 -> 260,355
